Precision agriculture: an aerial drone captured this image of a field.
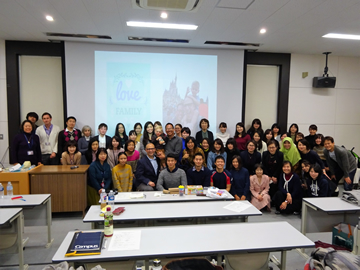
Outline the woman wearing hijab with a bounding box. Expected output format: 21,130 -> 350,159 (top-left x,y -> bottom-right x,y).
280,137 -> 301,173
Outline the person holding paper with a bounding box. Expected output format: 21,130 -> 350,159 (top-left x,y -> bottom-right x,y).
156,153 -> 187,191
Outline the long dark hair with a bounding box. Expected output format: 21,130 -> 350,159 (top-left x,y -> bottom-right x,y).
234,122 -> 246,137
85,137 -> 99,164
114,123 -> 128,143
143,121 -> 154,146
212,138 -> 225,154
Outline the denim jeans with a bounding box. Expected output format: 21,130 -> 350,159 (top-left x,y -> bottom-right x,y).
334,164 -> 356,191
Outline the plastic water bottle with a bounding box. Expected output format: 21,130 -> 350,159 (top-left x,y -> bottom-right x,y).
108,190 -> 115,209
7,182 -> 13,197
0,183 -> 4,199
104,206 -> 113,237
100,189 -> 107,210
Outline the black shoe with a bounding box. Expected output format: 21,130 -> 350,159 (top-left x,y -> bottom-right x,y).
275,210 -> 281,214
293,211 -> 300,215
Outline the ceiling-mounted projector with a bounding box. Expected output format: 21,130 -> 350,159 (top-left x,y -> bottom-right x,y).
313,52 -> 336,88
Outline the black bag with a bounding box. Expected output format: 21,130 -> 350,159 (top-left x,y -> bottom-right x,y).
163,258 -> 223,270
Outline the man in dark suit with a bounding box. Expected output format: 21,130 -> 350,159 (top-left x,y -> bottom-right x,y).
93,123 -> 112,149
135,143 -> 160,191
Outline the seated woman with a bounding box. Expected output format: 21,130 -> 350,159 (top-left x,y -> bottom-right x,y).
300,160 -> 311,198
207,138 -> 227,171
85,138 -> 99,164
200,138 -> 211,164
195,118 -> 214,146
263,129 -> 273,145
181,136 -> 205,172
234,122 -> 251,152
225,138 -> 240,170
128,130 -> 140,152
156,148 -> 167,172
112,152 -> 133,192
11,120 -> 42,166
273,161 -> 302,215
216,122 -> 230,147
229,155 -> 250,201
87,148 -> 112,205
297,139 -> 327,177
280,137 -> 301,173
262,140 -> 284,199
78,125 -> 93,164
61,141 -> 81,165
253,131 -> 267,157
250,164 -> 271,211
125,139 -> 140,175
180,127 -> 191,161
107,136 -> 122,170
307,163 -> 330,197
240,140 -> 261,176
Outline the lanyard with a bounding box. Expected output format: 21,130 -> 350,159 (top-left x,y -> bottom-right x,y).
24,134 -> 33,149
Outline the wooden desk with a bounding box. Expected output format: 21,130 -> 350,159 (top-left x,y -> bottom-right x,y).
30,165 -> 89,215
0,165 -> 41,195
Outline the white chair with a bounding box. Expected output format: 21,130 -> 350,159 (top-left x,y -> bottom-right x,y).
224,253 -> 270,270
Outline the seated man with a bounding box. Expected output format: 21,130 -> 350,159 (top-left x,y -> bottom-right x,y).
156,153 -> 187,191
323,136 -> 357,191
210,156 -> 232,192
186,153 -> 211,187
134,143 -> 160,191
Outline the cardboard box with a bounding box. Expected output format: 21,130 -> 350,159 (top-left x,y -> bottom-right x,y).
187,185 -> 203,195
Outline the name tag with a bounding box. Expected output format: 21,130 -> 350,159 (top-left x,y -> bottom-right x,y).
27,151 -> 34,156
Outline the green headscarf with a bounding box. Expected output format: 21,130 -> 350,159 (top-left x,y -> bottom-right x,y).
280,137 -> 301,166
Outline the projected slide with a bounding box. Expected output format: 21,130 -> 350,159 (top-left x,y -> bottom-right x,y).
95,51 -> 217,134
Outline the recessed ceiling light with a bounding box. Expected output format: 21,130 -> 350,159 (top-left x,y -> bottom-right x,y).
127,21 -> 197,30
260,28 -> 266,34
322,33 -> 360,40
161,12 -> 168,19
46,15 -> 54,21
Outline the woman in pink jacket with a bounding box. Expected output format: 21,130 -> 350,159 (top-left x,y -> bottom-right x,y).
250,163 -> 271,211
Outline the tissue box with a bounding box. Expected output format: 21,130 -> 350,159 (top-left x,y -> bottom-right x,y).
187,185 -> 203,195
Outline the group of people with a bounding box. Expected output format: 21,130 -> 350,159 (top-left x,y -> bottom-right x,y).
11,113 -> 358,213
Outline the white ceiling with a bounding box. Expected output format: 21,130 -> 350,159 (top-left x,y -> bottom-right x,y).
1,0 -> 360,56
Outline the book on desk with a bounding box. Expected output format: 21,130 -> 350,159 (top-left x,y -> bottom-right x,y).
65,231 -> 104,256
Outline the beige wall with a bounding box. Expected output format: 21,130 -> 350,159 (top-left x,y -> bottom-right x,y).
245,65 -> 279,131
288,54 -> 360,151
0,39 -> 9,165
